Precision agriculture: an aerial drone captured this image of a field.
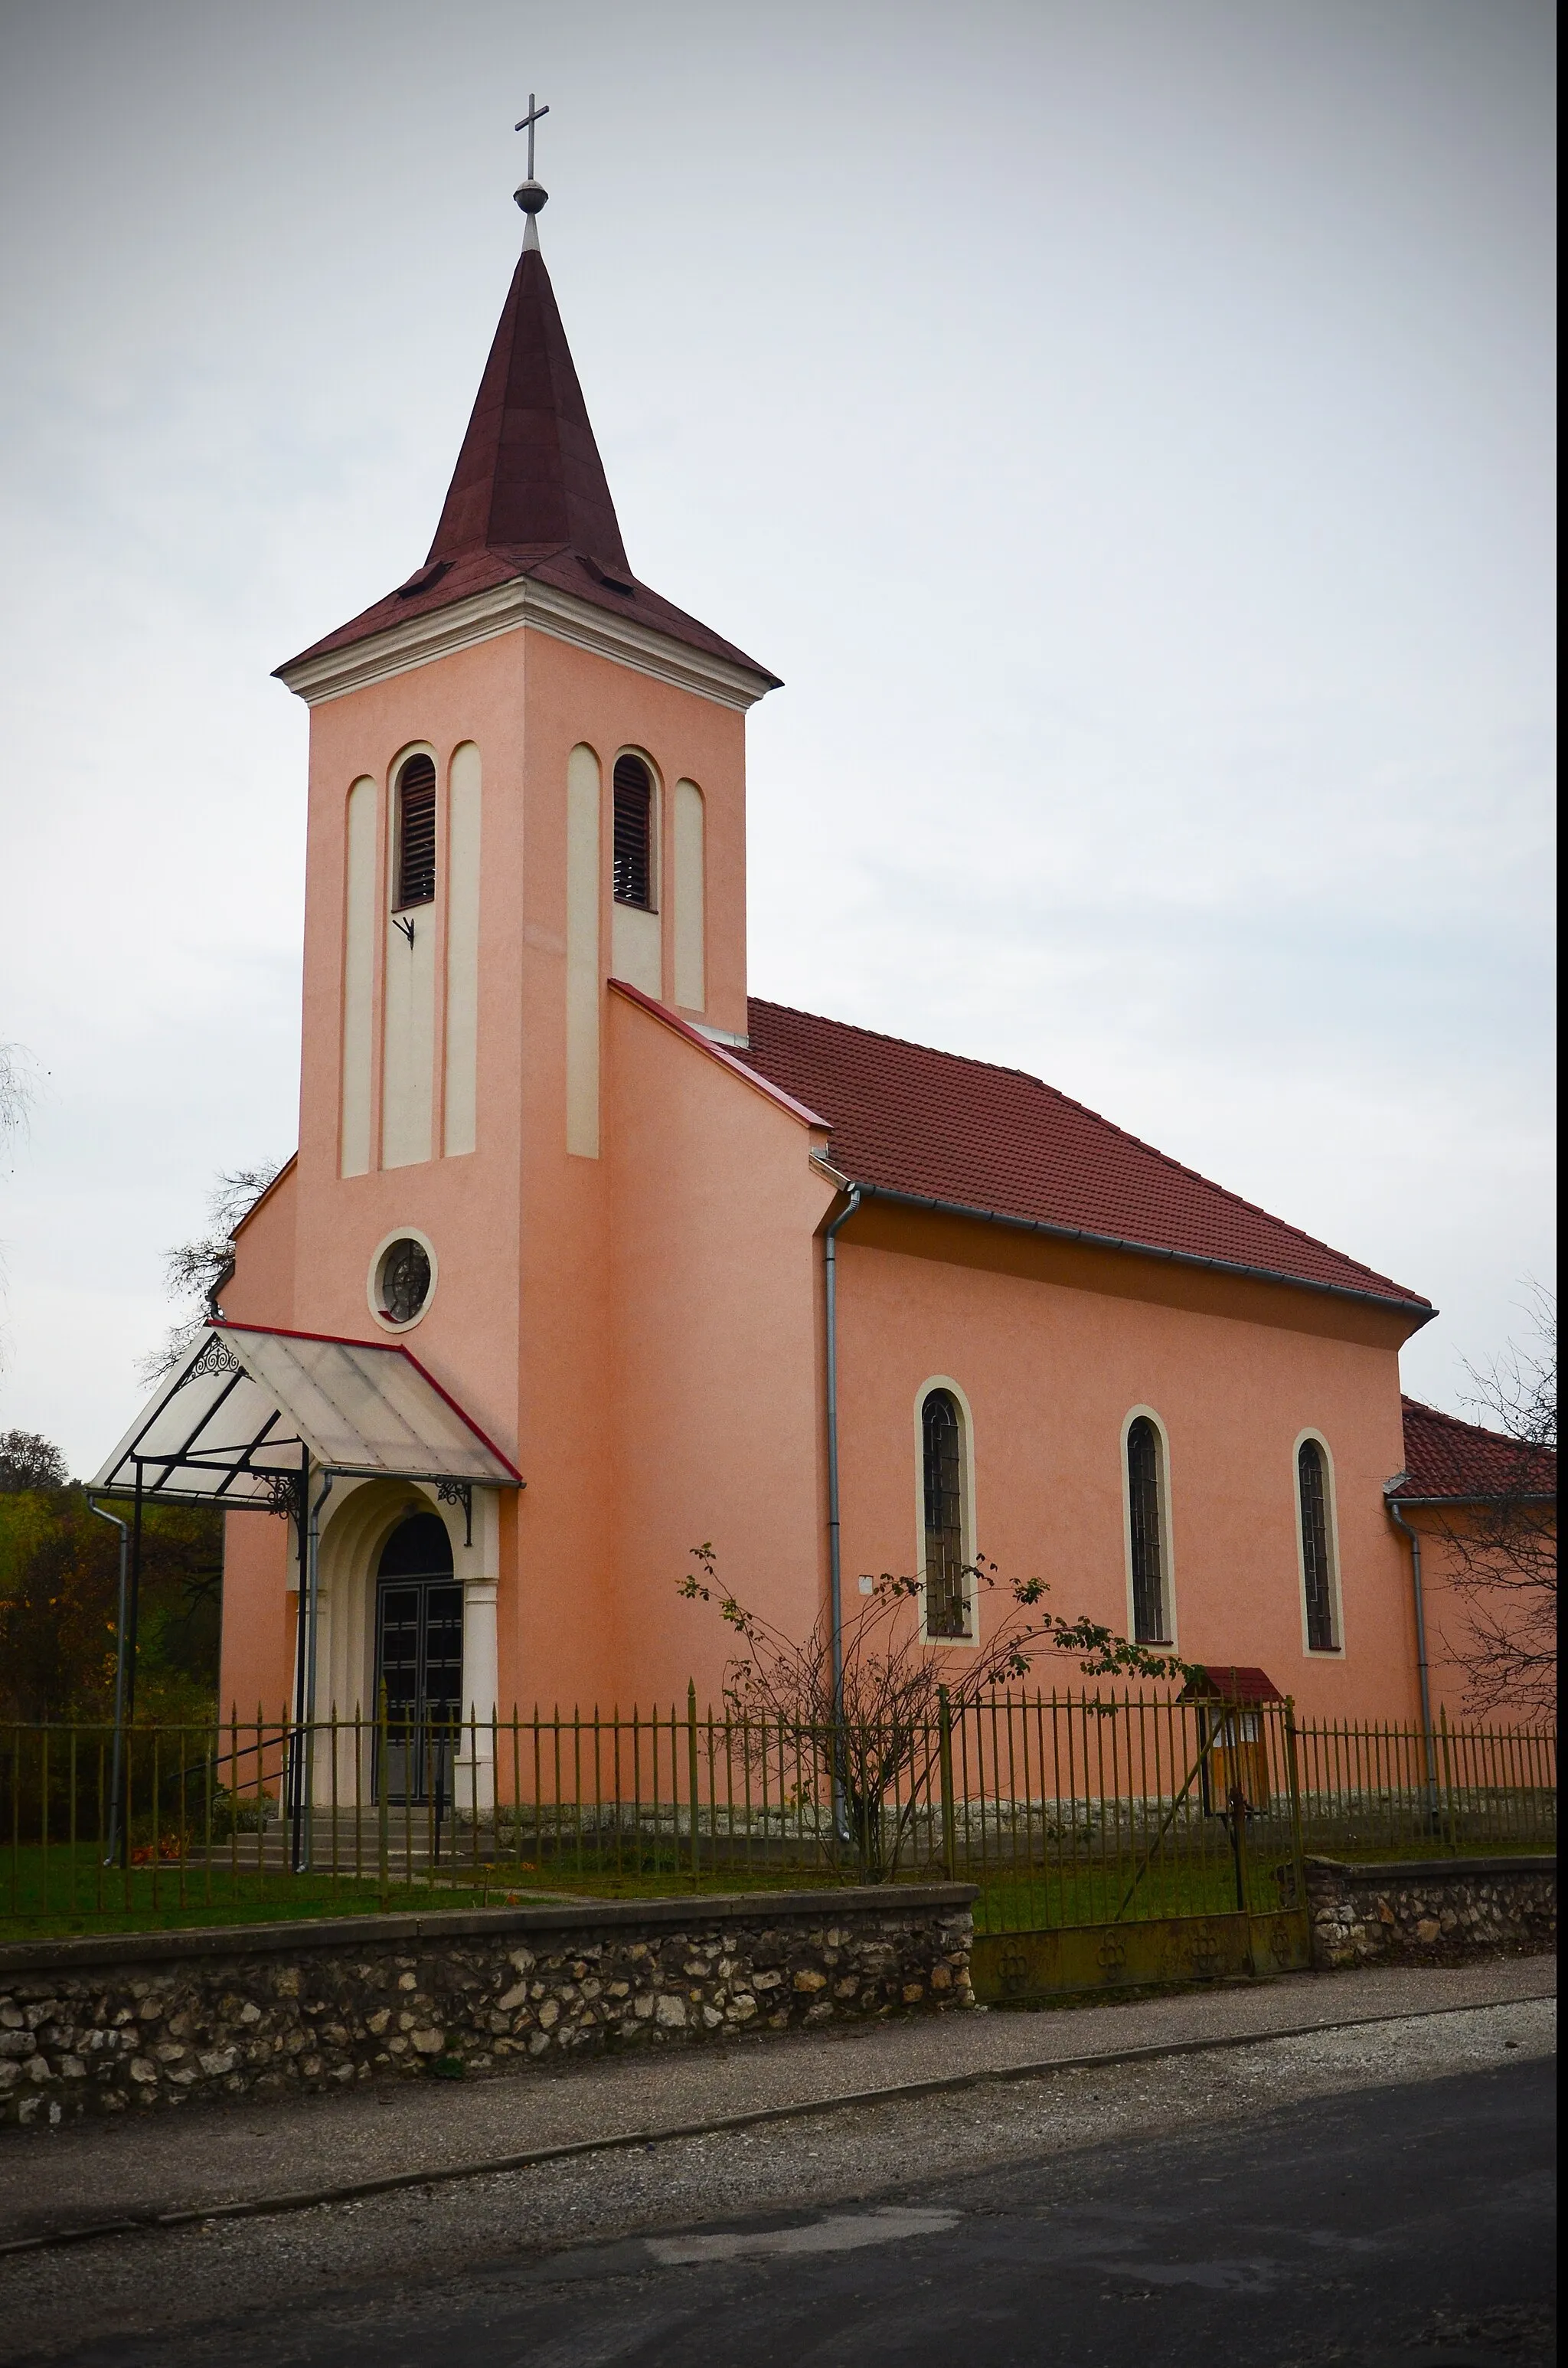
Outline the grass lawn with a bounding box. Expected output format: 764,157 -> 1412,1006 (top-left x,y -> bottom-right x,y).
0,1842 -> 875,1942
2,1820 -> 1550,1944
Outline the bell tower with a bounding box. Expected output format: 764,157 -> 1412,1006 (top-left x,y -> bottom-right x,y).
241,123 -> 779,1709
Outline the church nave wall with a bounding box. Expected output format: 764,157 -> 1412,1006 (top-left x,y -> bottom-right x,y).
825,1234 -> 1419,1728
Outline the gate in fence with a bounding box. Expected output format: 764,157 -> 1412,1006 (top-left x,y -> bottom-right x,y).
945,1683 -> 1313,2005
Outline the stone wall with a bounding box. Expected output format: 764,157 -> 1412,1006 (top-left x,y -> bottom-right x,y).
0,1885 -> 975,2129
1306,1855 -> 1556,1971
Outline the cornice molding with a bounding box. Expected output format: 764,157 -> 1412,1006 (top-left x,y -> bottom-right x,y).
276,576 -> 777,712
843,1182 -> 1436,1330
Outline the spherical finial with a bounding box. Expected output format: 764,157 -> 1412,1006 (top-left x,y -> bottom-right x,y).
514,179 -> 548,218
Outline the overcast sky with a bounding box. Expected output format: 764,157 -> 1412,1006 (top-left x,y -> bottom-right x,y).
0,0 -> 1555,1477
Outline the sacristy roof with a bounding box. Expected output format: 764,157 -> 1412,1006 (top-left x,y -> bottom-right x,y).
1390,1397 -> 1557,1503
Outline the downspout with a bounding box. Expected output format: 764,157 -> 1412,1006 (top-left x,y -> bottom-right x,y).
87,1496 -> 130,1867
287,1449 -> 310,1871
1385,1492 -> 1439,1823
299,1468 -> 336,1872
822,1182 -> 862,1843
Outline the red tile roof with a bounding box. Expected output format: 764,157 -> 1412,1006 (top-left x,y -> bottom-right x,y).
742,999 -> 1432,1314
1391,1398 -> 1557,1502
279,247 -> 776,686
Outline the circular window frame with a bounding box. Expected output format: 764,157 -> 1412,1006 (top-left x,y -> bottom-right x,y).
367,1227 -> 439,1333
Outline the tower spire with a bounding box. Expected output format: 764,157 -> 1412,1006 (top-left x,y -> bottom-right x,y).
276,104 -> 779,694
422,98 -> 627,571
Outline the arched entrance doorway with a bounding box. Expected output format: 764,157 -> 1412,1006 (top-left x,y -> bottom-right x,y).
375,1511 -> 462,1805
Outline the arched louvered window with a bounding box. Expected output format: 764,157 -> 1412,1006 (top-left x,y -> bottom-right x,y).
1126,1416 -> 1170,1643
921,1388 -> 969,1639
1298,1438 -> 1339,1651
612,754 -> 654,909
394,754 -> 437,910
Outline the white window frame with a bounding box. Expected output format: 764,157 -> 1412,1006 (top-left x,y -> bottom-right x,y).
366,1225 -> 439,1333
1292,1428 -> 1346,1657
1120,1404 -> 1178,1650
912,1375 -> 979,1649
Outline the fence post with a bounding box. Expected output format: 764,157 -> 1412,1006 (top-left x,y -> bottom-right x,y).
1228,1765 -> 1250,1916
377,1684 -> 390,1909
686,1682 -> 701,1887
938,1686 -> 957,1881
1281,1696 -> 1305,1908
1436,1703 -> 1457,1849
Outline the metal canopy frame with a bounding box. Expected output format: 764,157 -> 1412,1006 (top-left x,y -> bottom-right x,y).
88,1323 -> 523,1873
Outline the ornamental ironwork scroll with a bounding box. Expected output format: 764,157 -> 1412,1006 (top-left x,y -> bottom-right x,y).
179,1334 -> 243,1388
436,1477 -> 474,1546
260,1469 -> 305,1523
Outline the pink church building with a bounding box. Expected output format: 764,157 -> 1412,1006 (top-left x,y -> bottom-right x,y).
96,180 -> 1466,1782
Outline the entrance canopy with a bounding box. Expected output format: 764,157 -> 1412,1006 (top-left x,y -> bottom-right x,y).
90,1323 -> 522,1512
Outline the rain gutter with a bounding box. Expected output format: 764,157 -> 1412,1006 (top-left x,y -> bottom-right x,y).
1384,1492 -> 1439,1820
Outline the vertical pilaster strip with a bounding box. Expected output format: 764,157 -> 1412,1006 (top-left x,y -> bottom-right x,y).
340,777 -> 377,1177
443,741 -> 482,1156
673,777 -> 706,1012
565,742 -> 602,1157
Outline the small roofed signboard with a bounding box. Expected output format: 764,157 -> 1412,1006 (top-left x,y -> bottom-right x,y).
1180,1666 -> 1285,1814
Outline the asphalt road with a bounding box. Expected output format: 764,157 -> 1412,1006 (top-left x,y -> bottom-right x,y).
27,2051 -> 1556,2368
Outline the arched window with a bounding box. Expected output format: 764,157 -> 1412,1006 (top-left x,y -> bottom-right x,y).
1126,1416 -> 1170,1643
394,754 -> 437,910
377,1510 -> 453,1581
612,754 -> 654,909
1298,1438 -> 1340,1651
921,1388 -> 969,1638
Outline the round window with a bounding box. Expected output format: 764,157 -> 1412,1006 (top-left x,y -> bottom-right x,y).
374,1236 -> 433,1327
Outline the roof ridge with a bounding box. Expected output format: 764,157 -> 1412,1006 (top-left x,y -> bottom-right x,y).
749,996 -> 1046,1088
747,996 -> 1424,1305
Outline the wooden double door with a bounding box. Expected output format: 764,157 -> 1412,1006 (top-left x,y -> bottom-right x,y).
374,1513 -> 463,1806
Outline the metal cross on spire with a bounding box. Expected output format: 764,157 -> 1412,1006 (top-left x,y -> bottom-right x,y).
513,93 -> 550,244
515,93 -> 549,179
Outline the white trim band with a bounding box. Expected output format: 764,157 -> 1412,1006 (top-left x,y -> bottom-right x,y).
278,576 -> 778,713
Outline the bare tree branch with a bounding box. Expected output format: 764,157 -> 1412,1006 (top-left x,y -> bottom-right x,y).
1439,1287 -> 1557,1720
0,1043 -> 41,1149
139,1163 -> 283,1382
678,1545 -> 1197,1878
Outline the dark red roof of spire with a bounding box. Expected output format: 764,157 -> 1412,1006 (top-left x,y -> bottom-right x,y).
279,244 -> 775,685
1390,1398 -> 1557,1501
426,244 -> 629,571
741,997 -> 1432,1314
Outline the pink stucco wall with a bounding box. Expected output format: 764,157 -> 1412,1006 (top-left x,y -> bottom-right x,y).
216,607 -> 1436,1735
826,1220 -> 1420,1726
1392,1506 -> 1556,1731
603,989 -> 836,1708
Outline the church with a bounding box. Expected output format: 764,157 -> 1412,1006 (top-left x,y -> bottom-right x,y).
93,159 -> 1451,1772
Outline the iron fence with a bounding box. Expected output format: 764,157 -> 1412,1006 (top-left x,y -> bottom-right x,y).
1,1694 -> 1554,1936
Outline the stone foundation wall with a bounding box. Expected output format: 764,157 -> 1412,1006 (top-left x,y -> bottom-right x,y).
0,1885 -> 975,2130
1306,1855 -> 1556,1971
